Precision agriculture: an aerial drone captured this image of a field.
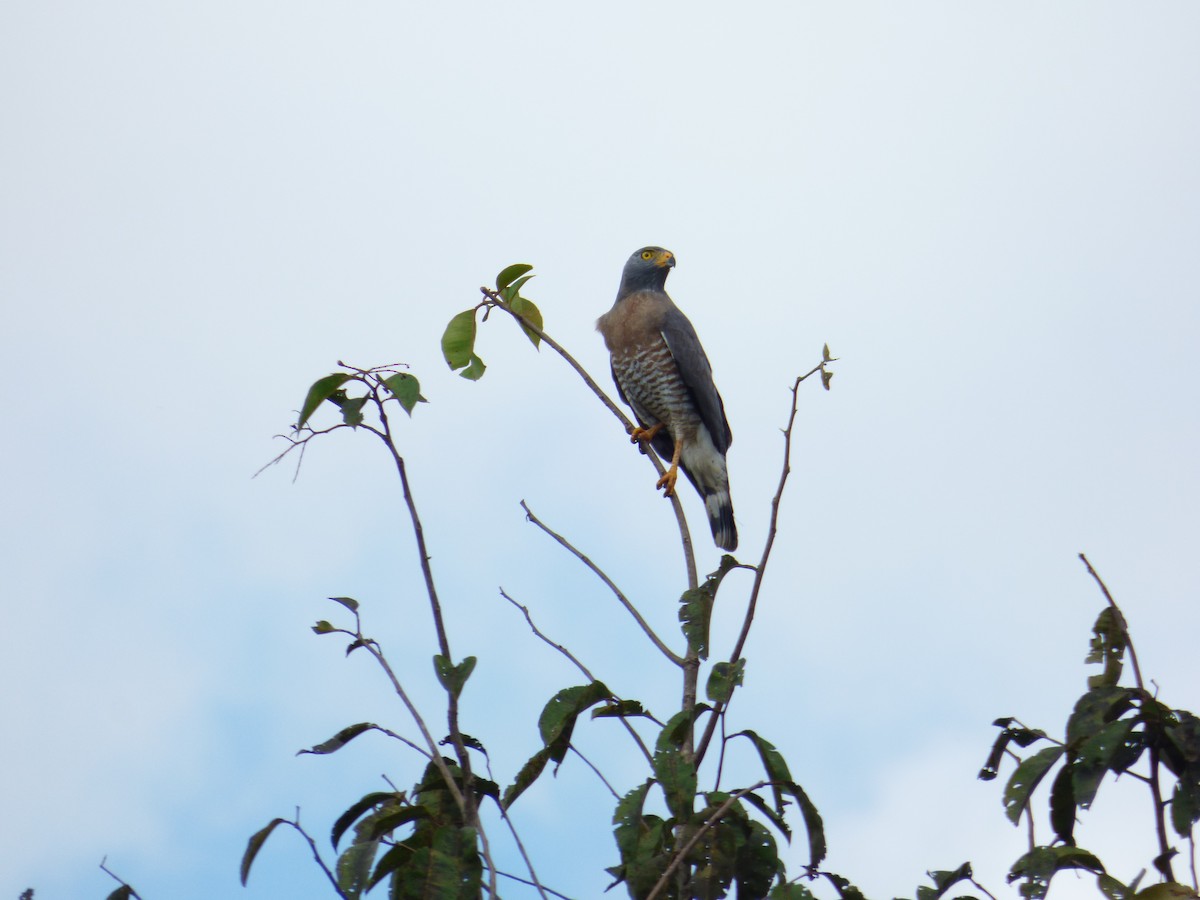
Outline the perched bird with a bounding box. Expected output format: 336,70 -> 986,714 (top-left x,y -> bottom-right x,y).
596,247 -> 737,551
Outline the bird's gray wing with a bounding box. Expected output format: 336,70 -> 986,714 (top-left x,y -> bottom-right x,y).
660,306 -> 732,453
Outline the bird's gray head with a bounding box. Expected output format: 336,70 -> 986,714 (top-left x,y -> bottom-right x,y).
618,246 -> 675,297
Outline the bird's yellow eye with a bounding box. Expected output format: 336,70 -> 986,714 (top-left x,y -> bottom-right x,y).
641,250 -> 654,260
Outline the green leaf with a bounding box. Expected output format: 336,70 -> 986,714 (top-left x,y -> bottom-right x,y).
822,343 -> 832,362
1170,775 -> 1200,837
360,806 -> 430,842
441,310 -> 478,371
297,373 -> 353,429
653,747 -> 697,820
336,839 -> 378,900
1073,717 -> 1141,808
1008,846 -> 1104,900
337,394 -> 367,427
736,729 -> 794,812
496,263 -> 533,291
741,789 -> 792,840
821,871 -> 868,900
655,705 -> 711,752
736,818 -> 783,897
707,659 -> 746,704
105,887 -> 135,900
328,596 -> 359,613
368,841 -> 415,890
1085,607 -> 1128,688
1066,686 -> 1136,744
591,699 -> 648,719
920,863 -> 974,900
505,682 -> 613,808
508,294 -> 543,348
382,373 -> 428,415
537,682 -> 613,760
331,791 -> 404,850
1097,874 -> 1132,900
391,826 -> 481,898
241,817 -> 288,885
1003,745 -> 1065,824
502,746 -> 551,809
433,655 -> 477,700
1132,884 -> 1200,900
679,555 -> 739,660
612,780 -> 654,857
298,722 -> 380,757
312,620 -> 336,634
735,730 -> 826,867
1162,710 -> 1200,776
821,368 -> 833,390
1048,762 -> 1076,844
460,352 -> 486,381
500,273 -> 535,301
610,781 -> 669,896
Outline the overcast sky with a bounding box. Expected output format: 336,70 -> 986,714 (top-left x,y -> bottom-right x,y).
3,3 -> 1199,899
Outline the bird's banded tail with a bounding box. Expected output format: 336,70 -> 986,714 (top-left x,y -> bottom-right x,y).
704,489 -> 738,551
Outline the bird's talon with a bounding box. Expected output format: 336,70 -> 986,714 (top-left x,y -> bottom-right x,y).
630,423 -> 664,445
656,468 -> 678,497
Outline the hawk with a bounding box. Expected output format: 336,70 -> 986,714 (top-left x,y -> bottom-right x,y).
597,247 -> 737,551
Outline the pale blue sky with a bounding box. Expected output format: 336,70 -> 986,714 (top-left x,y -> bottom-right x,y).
3,3 -> 1198,899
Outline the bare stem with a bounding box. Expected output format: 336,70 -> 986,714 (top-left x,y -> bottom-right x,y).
499,586 -> 655,765
520,500 -> 683,666
282,813 -> 348,899
99,858 -> 144,900
696,361 -> 828,765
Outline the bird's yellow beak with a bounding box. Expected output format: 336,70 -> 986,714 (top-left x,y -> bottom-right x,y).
656,250 -> 676,268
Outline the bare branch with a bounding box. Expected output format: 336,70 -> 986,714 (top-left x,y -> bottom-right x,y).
569,743 -> 623,800
284,813 -> 348,899
500,587 -> 657,765
99,858 -> 144,900
696,359 -> 830,765
499,587 -> 597,680
520,500 -> 684,666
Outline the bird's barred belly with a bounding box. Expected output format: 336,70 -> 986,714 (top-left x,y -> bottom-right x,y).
614,341 -> 698,431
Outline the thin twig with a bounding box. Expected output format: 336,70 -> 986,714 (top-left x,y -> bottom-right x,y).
499,587 -> 656,765
968,876 -> 1001,900
568,743 -> 623,800
520,500 -> 683,667
370,393 -> 498,896
493,868 -> 579,900
695,361 -> 829,765
499,587 -> 597,680
479,755 -> 553,900
99,858 -> 144,900
644,781 -> 769,900
285,813 -> 348,899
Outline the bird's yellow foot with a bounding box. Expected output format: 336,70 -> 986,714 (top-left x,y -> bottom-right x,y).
629,423 -> 665,445
656,465 -> 679,497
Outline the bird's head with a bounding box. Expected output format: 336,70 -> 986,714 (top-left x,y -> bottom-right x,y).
618,246 -> 676,296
